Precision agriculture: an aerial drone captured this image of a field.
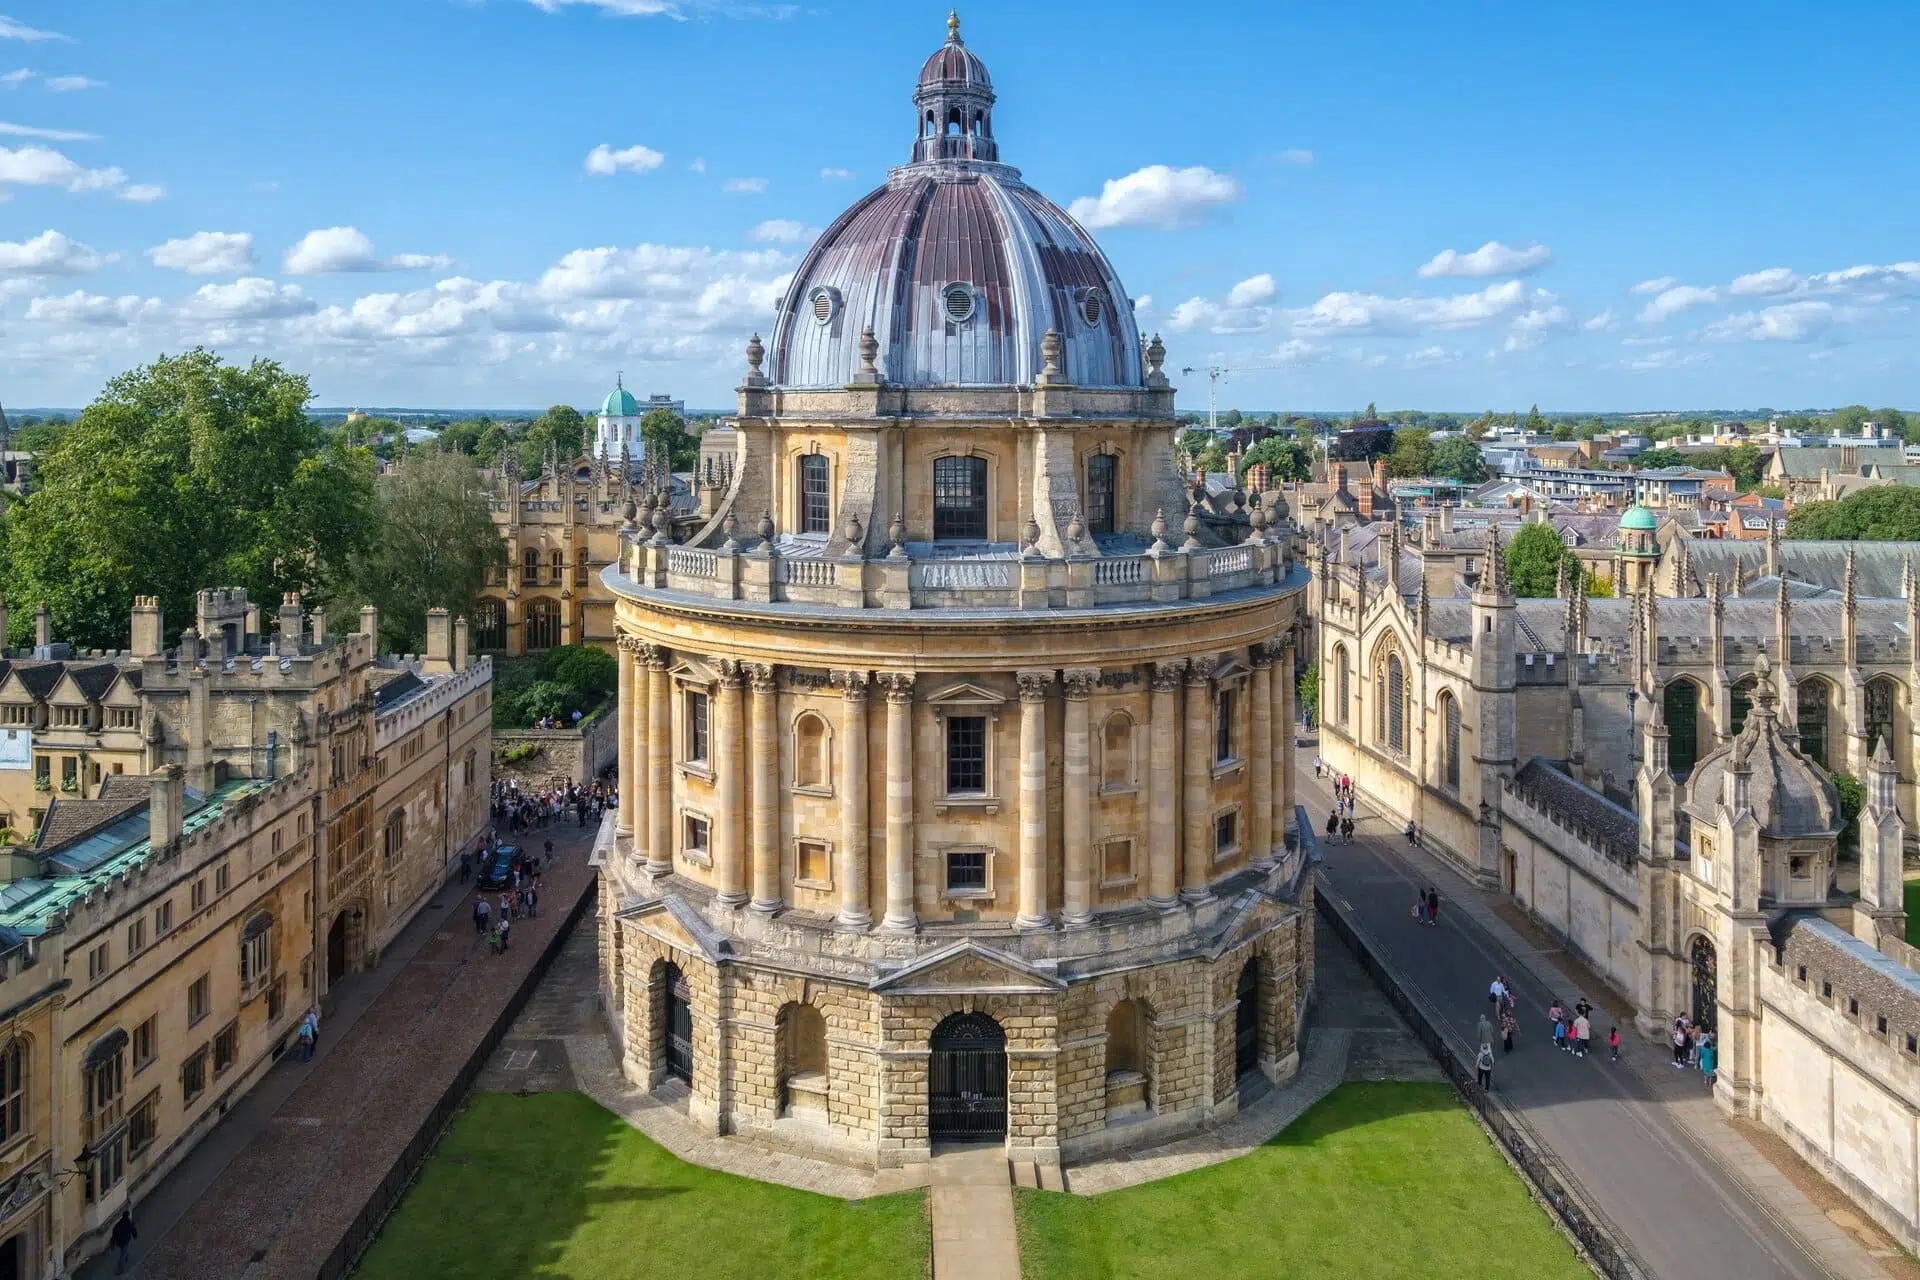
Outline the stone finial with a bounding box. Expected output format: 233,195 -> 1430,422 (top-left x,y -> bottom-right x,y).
722,508 -> 740,552
1024,514 -> 1041,549
1145,332 -> 1166,385
745,332 -> 765,378
1150,507 -> 1170,552
1182,501 -> 1203,550
856,325 -> 880,383
1038,328 -> 1064,383
758,510 -> 775,542
1066,512 -> 1085,545
620,499 -> 638,535
845,513 -> 864,551
887,512 -> 908,559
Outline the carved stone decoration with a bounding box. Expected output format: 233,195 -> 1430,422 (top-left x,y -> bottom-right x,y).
1182,502 -> 1203,550
836,669 -> 871,700
1039,328 -> 1064,382
1185,655 -> 1218,686
1145,332 -> 1167,385
1061,668 -> 1098,700
1150,507 -> 1170,552
1249,644 -> 1274,670
715,658 -> 746,687
845,513 -> 865,551
879,671 -> 916,703
1096,668 -> 1139,689
746,662 -> 778,693
856,324 -> 881,382
1016,669 -> 1055,702
1150,660 -> 1187,692
745,332 -> 765,378
642,643 -> 670,670
887,512 -> 909,559
785,668 -> 836,691
722,508 -> 740,552
759,510 -> 776,542
1066,512 -> 1085,545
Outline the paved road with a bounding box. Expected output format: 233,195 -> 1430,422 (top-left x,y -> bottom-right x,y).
1306,771 -> 1833,1280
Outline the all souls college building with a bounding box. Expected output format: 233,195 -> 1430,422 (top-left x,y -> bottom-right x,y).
593,17 -> 1312,1168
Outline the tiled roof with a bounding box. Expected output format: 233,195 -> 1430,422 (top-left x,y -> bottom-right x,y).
1511,756 -> 1638,861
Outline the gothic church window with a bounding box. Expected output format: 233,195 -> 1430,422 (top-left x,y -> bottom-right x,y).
1796,679 -> 1830,769
1867,677 -> 1898,763
1376,650 -> 1407,754
1441,692 -> 1461,791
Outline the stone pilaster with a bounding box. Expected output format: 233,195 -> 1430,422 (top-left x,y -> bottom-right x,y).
1249,647 -> 1274,871
1147,660 -> 1184,909
1182,656 -> 1217,903
714,661 -> 748,906
880,672 -> 917,932
836,670 -> 871,930
747,663 -> 782,914
645,646 -> 672,875
1061,668 -> 1098,926
1016,669 -> 1054,930
617,636 -> 638,836
1276,635 -> 1295,846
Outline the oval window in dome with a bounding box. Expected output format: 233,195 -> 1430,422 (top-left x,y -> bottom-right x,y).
810,288 -> 839,325
1081,288 -> 1105,328
943,283 -> 975,325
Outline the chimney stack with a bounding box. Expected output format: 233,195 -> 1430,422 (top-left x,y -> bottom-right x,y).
150,764 -> 185,851
360,605 -> 379,645
33,606 -> 50,653
131,596 -> 165,659
454,616 -> 470,672
277,593 -> 303,654
310,607 -> 327,648
424,608 -> 453,674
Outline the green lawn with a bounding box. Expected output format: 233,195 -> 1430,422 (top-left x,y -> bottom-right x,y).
1016,1083 -> 1587,1280
1906,881 -> 1920,948
354,1092 -> 928,1280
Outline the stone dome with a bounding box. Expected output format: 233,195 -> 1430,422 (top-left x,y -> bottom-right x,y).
1683,658 -> 1843,837
767,16 -> 1143,391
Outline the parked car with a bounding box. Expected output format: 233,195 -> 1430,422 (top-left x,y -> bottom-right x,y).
477,844 -> 518,889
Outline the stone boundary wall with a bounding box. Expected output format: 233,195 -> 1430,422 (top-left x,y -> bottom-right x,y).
1315,873 -> 1650,1280
1500,788 -> 1642,1001
492,706 -> 618,789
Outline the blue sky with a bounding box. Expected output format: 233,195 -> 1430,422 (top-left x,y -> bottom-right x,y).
2,0 -> 1916,413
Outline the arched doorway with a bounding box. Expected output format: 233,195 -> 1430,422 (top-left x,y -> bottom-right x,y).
1689,935 -> 1717,1032
1235,958 -> 1261,1077
326,912 -> 348,984
662,963 -> 692,1084
928,1012 -> 1006,1142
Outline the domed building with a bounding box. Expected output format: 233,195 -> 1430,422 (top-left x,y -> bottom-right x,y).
596,15 -> 1311,1169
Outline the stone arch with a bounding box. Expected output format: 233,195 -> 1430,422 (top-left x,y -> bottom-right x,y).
1729,674 -> 1758,738
791,710 -> 832,790
1867,674 -> 1906,774
1100,710 -> 1136,789
1794,674 -> 1836,770
1663,677 -> 1708,779
1234,955 -> 1262,1082
0,1033 -> 25,1145
1371,634 -> 1408,755
1437,688 -> 1461,791
776,1001 -> 828,1121
1103,997 -> 1154,1125
928,1011 -> 1007,1142
1332,643 -> 1351,726
1688,933 -> 1718,1033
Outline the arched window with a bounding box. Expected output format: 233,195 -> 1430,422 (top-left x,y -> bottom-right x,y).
0,1039 -> 22,1144
1664,679 -> 1702,779
946,107 -> 963,136
474,599 -> 505,651
793,712 -> 829,790
521,547 -> 541,587
924,112 -> 935,137
1796,679 -> 1831,769
1101,712 -> 1134,789
1730,677 -> 1756,738
1333,645 -> 1351,725
1375,649 -> 1407,754
1441,692 -> 1461,791
1085,454 -> 1117,537
524,599 -> 561,651
776,1001 -> 828,1119
932,456 -> 988,541
550,550 -> 565,583
1867,677 -> 1899,764
799,454 -> 832,534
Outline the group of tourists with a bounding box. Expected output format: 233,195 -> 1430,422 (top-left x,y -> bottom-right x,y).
1322,772 -> 1358,844
490,777 -> 614,833
469,836 -> 548,954
1409,886 -> 1442,927
1672,1014 -> 1718,1084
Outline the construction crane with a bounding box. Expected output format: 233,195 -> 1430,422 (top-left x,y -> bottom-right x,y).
1179,361 -> 1286,436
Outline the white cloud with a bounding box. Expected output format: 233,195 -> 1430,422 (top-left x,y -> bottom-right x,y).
1268,338 -> 1330,367
1505,304 -> 1570,351
1637,284 -> 1718,323
1417,240 -> 1552,279
536,242 -> 790,307
116,182 -> 163,203
1701,301 -> 1835,343
1133,294 -> 1152,314
0,228 -> 109,275
1224,273 -> 1275,307
1803,261 -> 1920,300
1582,309 -> 1618,332
687,157 -> 705,173
44,75 -> 102,92
26,290 -> 160,326
0,68 -> 29,87
1291,279 -> 1530,336
1166,283 -> 1274,335
180,276 -> 316,321
1729,266 -> 1798,297
819,167 -> 853,180
0,144 -> 125,193
525,0 -> 677,14
149,231 -> 255,275
749,219 -> 818,245
723,177 -> 767,194
283,226 -> 450,274
1623,348 -> 1706,372
1067,164 -> 1241,231
1405,345 -> 1458,367
1630,276 -> 1677,295
584,143 -> 663,176
0,17 -> 67,42
0,120 -> 94,140
1273,149 -> 1314,166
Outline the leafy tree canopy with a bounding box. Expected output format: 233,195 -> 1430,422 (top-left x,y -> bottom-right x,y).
641,406 -> 698,471
1787,486 -> 1920,541
1241,436 -> 1312,482
493,644 -> 618,728
1504,521 -> 1581,598
1384,428 -> 1432,479
4,349 -> 374,649
1634,447 -> 1687,471
1429,437 -> 1490,484
516,404 -> 587,472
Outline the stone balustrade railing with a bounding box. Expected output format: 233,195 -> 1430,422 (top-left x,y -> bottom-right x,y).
608,533 -> 1299,611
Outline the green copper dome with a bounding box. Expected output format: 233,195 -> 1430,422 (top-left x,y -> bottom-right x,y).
601,376 -> 640,418
1619,504 -> 1657,532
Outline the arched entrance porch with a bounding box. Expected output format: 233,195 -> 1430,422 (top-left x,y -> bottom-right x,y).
928,1012 -> 1006,1143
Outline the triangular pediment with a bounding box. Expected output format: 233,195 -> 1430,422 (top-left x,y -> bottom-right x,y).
924,681 -> 1005,707
670,656 -> 718,686
871,940 -> 1062,994
614,894 -> 734,964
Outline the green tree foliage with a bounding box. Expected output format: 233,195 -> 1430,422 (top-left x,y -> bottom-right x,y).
1724,442 -> 1764,488
1523,404 -> 1547,434
1786,487 -> 1920,540
516,404 -> 587,472
333,452 -> 506,653
1297,662 -> 1319,726
1429,437 -> 1490,484
492,644 -> 618,728
4,349 -> 374,649
1241,436 -> 1312,482
1634,447 -> 1687,471
641,406 -> 698,471
1834,771 -> 1863,854
1384,428 -> 1432,479
8,421 -> 69,454
1551,424 -> 1575,442
1504,521 -> 1581,598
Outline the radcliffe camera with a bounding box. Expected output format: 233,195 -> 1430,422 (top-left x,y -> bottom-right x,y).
0,5 -> 1915,1280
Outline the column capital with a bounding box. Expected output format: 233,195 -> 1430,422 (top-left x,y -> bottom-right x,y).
715,658 -> 746,687
1149,660 -> 1187,693
745,662 -> 778,693
616,634 -> 644,654
1016,669 -> 1055,703
1185,655 -> 1218,686
878,671 -> 916,703
1249,645 -> 1275,670
642,643 -> 671,670
1061,668 -> 1100,700
836,669 -> 870,701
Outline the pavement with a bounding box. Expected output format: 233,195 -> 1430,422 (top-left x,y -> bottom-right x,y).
98,815 -> 603,1280
1303,757 -> 1898,1280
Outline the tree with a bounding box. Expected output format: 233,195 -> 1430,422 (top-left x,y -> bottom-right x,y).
1297,662 -> 1319,727
333,452 -> 507,653
1429,437 -> 1490,484
1724,442 -> 1764,489
1787,486 -> 1920,540
1523,404 -> 1547,434
4,349 -> 374,649
1384,428 -> 1432,479
1635,447 -> 1686,471
641,406 -> 698,471
1242,436 -> 1312,482
1504,521 -> 1580,598
515,404 -> 587,472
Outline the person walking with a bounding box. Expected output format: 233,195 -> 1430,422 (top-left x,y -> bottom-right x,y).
1475,1042 -> 1496,1092
474,896 -> 490,936
526,884 -> 538,919
1672,1018 -> 1690,1067
1326,810 -> 1339,843
298,1013 -> 316,1063
1608,1025 -> 1621,1062
1313,754 -> 1323,779
1699,1033 -> 1718,1086
1490,976 -> 1508,1008
1404,819 -> 1418,847
111,1208 -> 137,1274
498,913 -> 511,952
1572,1010 -> 1591,1058
1499,1002 -> 1517,1053
1477,1013 -> 1495,1052
458,849 -> 471,884
1426,888 -> 1440,927
1340,814 -> 1354,843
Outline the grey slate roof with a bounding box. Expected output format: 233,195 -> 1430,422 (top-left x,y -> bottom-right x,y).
1511,757 -> 1637,860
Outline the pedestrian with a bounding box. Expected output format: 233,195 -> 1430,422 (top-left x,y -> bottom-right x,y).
487,924 -> 500,955
1404,819 -> 1418,847
1499,1002 -> 1517,1053
1573,1011 -> 1591,1058
526,884 -> 538,918
474,896 -> 490,936
1547,996 -> 1563,1038
298,1014 -> 316,1063
544,837 -> 554,866
1313,754 -> 1323,779
499,892 -> 511,923
1608,1025 -> 1621,1062
1687,1024 -> 1703,1068
1327,810 -> 1339,843
1552,1013 -> 1568,1053
498,913 -> 511,952
1672,1018 -> 1689,1067
1426,888 -> 1440,927
1477,1013 -> 1495,1051
1699,1033 -> 1718,1086
1340,815 -> 1354,843
111,1208 -> 136,1275
1475,1042 -> 1495,1092
458,849 -> 471,883
1412,893 -> 1425,924
1490,976 -> 1508,1007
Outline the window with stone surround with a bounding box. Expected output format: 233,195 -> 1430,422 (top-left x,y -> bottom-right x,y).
685,690 -> 710,765
792,712 -> 831,792
1100,712 -> 1135,792
799,454 -> 832,534
945,715 -> 987,794
683,812 -> 711,865
1100,838 -> 1135,887
1085,453 -> 1117,537
944,848 -> 989,898
1215,809 -> 1239,858
932,455 -> 988,541
794,839 -> 831,889
1214,689 -> 1234,764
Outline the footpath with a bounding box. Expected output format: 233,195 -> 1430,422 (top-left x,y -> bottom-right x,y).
96,819 -> 602,1280
1304,759 -> 1900,1280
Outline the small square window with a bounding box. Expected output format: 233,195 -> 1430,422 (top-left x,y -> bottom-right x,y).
683,814 -> 710,861
1215,811 -> 1238,857
946,850 -> 987,895
1877,1015 -> 1888,1035
1907,1034 -> 1917,1054
1849,997 -> 1859,1017
191,879 -> 207,912
1788,855 -> 1811,882
126,918 -> 145,955
1796,965 -> 1806,982
795,840 -> 830,886
1822,981 -> 1832,999
87,942 -> 110,984
154,900 -> 173,935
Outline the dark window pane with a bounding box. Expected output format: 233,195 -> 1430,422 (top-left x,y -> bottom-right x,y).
946,715 -> 986,793
933,456 -> 988,541
1215,691 -> 1232,763
800,454 -> 831,534
1086,454 -> 1116,537
947,850 -> 986,891
688,693 -> 709,763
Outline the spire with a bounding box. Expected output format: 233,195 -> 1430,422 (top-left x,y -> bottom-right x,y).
947,9 -> 961,42
1483,522 -> 1511,598
1415,570 -> 1431,637
1766,514 -> 1780,576
1843,544 -> 1858,614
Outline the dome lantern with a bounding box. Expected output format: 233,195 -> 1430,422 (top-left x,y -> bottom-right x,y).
913,11 -> 997,164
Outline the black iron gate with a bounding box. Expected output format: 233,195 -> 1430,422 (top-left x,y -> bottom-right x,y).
1690,935 -> 1717,1033
664,964 -> 692,1083
1235,959 -> 1260,1076
928,1012 -> 1006,1141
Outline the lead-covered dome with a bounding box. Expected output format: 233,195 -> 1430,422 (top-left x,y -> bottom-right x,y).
768,15 -> 1143,391
1683,657 -> 1843,838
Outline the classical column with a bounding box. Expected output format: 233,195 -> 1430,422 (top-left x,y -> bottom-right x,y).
747,663 -> 782,914
836,671 -> 871,930
1147,661 -> 1183,909
1061,668 -> 1098,927
616,637 -> 638,836
645,647 -> 672,875
713,662 -> 748,906
1015,670 -> 1054,929
1249,647 -> 1275,871
880,673 -> 917,931
1182,657 -> 1217,903
1275,636 -> 1295,851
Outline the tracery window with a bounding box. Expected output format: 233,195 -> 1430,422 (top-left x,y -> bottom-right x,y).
1332,645 -> 1350,726
1441,692 -> 1461,791
1867,677 -> 1898,762
1375,649 -> 1407,754
1730,678 -> 1756,738
1796,680 -> 1830,769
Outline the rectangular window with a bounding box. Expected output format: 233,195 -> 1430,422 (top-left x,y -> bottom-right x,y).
686,691 -> 710,765
61,757 -> 76,788
1085,453 -> 1117,537
128,1091 -> 159,1157
800,453 -> 832,534
86,1054 -> 123,1135
1789,855 -> 1812,883
683,814 -> 710,860
946,715 -> 987,794
187,975 -> 210,1027
1102,839 -> 1134,884
384,810 -> 405,866
932,455 -> 989,541
85,1134 -> 124,1203
191,878 -> 207,912
33,756 -> 48,784
268,975 -> 287,1023
1215,810 -> 1238,856
796,840 -> 829,885
1215,690 -> 1234,764
215,862 -> 230,894
0,1039 -> 23,1143
154,899 -> 173,936
181,1048 -> 207,1104
88,942 -> 110,983
213,1022 -> 238,1076
242,929 -> 271,987
946,849 -> 987,895
133,1015 -> 157,1073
